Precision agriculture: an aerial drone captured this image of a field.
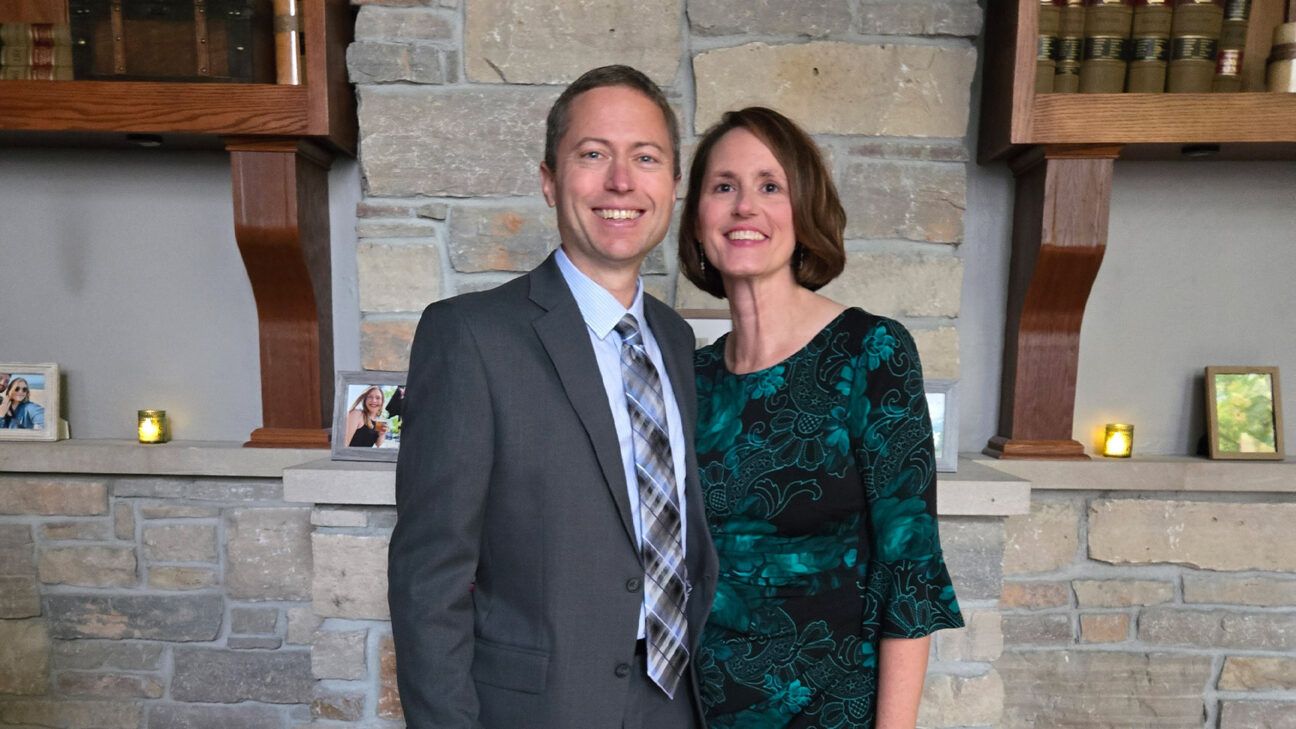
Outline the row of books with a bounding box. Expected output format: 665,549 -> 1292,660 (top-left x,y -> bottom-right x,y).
1037,0 -> 1251,94
0,22 -> 73,80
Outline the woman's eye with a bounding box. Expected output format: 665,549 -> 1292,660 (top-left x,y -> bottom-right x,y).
762,182 -> 781,193
714,182 -> 733,193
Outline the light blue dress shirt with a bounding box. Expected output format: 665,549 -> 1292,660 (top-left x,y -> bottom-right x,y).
555,247 -> 689,640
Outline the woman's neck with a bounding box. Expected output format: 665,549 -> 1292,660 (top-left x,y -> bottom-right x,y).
722,275 -> 841,375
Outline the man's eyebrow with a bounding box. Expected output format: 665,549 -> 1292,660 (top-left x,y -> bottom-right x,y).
569,137 -> 666,152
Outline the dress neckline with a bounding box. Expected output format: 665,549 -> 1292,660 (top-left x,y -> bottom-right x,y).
716,308 -> 855,377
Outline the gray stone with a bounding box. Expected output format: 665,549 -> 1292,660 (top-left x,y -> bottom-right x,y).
367,508 -> 399,529
1003,500 -> 1079,575
1219,656 -> 1296,691
1219,701 -> 1296,729
0,479 -> 107,515
356,218 -> 439,238
415,201 -> 449,219
232,606 -> 279,635
312,534 -> 390,619
139,505 -> 220,518
357,199 -> 416,218
1073,579 -> 1174,607
112,478 -> 187,498
1090,499 -> 1296,571
226,507 -> 312,600
39,546 -> 137,587
114,504 -> 135,540
690,0 -> 850,36
0,575 -> 40,617
172,647 -> 312,704
143,524 -> 218,563
1000,581 -> 1071,610
187,480 -> 283,502
148,566 -> 218,590
918,669 -> 1004,728
0,700 -> 142,729
45,594 -> 223,641
846,140 -> 971,162
818,253 -> 962,318
58,670 -> 164,698
855,1 -> 984,37
311,630 -> 368,680
693,42 -> 976,137
936,517 -> 1003,601
148,702 -> 284,729
355,6 -> 454,41
286,608 -> 323,645
1002,614 -> 1073,645
0,543 -> 35,575
361,316 -> 419,371
310,507 -> 367,527
448,204 -> 558,273
348,42 -> 453,84
52,640 -> 163,670
835,159 -> 966,243
0,618 -> 48,694
936,610 -> 1003,662
1140,608 -> 1296,651
359,242 -> 443,312
312,692 -> 366,722
1079,613 -> 1131,643
465,0 -> 681,84
998,651 -> 1210,729
41,520 -> 112,540
359,86 -> 558,197
0,523 -> 33,545
228,636 -> 284,650
1183,574 -> 1296,606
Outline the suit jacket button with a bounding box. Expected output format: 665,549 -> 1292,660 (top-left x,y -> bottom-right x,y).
626,578 -> 641,592
615,663 -> 631,678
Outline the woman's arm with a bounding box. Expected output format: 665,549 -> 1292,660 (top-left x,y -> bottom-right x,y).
875,635 -> 931,729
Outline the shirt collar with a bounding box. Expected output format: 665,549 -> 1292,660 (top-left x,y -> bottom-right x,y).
555,246 -> 645,340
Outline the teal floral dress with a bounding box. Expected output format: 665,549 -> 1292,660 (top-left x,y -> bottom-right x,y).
695,308 -> 963,729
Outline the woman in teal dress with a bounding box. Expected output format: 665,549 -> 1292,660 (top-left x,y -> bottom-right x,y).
677,107 -> 964,729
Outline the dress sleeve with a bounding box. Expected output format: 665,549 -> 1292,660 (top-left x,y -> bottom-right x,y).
849,317 -> 964,639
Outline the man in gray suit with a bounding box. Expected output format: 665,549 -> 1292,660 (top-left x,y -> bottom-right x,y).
388,65 -> 718,729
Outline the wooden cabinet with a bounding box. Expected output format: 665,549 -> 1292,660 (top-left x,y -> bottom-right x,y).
978,0 -> 1296,459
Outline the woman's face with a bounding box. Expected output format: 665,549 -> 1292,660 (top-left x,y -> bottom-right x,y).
7,379 -> 29,403
364,389 -> 383,415
695,128 -> 796,284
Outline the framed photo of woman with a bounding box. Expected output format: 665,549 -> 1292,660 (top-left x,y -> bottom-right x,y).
0,363 -> 60,442
331,370 -> 407,462
1205,366 -> 1284,460
924,379 -> 959,473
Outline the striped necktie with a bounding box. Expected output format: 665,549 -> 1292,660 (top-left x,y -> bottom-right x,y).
614,313 -> 688,698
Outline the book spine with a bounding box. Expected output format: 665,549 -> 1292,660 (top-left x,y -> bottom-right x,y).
0,43 -> 73,67
1038,0 -> 1063,92
1080,0 -> 1135,92
1213,0 -> 1250,91
0,22 -> 73,47
1167,0 -> 1224,92
1128,0 -> 1173,91
1056,0 -> 1086,91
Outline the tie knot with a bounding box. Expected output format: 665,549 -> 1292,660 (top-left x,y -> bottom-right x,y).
614,313 -> 641,344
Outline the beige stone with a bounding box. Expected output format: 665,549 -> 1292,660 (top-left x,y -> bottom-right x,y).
0,619 -> 48,694
113,504 -> 134,540
918,669 -> 1004,728
361,317 -> 419,371
356,218 -> 439,239
998,651 -> 1211,729
818,253 -> 962,319
936,610 -> 1003,662
148,566 -> 217,590
39,546 -> 136,587
689,0 -> 851,36
348,42 -> 454,85
225,508 -> 312,600
1183,574 -> 1296,607
313,533 -> 390,619
911,326 -> 959,381
466,0 -> 681,84
1000,581 -> 1071,610
0,543 -> 35,576
1003,500 -> 1080,575
143,524 -> 218,563
1219,656 -> 1296,691
856,1 -> 984,37
1073,579 -> 1174,607
287,607 -> 324,645
694,42 -> 975,137
0,575 -> 40,618
0,700 -> 141,729
311,508 -> 368,528
139,505 -> 220,519
41,521 -> 111,540
1140,608 -> 1296,650
1080,613 -> 1130,643
359,242 -> 444,312
355,5 -> 454,41
448,205 -> 559,273
0,479 -> 107,515
836,159 -> 966,243
1002,614 -> 1072,645
1089,499 -> 1296,571
846,140 -> 970,162
312,630 -> 368,680
1219,701 -> 1296,729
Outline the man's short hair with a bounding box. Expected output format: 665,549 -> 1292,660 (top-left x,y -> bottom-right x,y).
544,65 -> 681,179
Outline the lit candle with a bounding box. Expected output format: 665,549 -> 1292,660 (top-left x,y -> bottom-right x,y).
137,410 -> 170,444
1103,423 -> 1133,458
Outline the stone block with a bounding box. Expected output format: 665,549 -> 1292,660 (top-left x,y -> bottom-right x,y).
689,0 -> 851,37
359,86 -> 558,197
186,480 -> 283,502
139,505 -> 220,518
39,546 -> 137,587
0,618 -> 48,694
416,201 -> 450,220
466,0 -> 681,83
1000,581 -> 1071,610
355,5 -> 454,41
1073,579 -> 1174,607
114,504 -> 135,539
0,575 -> 40,617
855,1 -> 984,37
147,703 -> 284,729
1089,499 -> 1296,571
673,272 -> 725,311
45,594 -> 223,641
918,669 -> 1004,728
846,140 -> 970,162
0,522 -> 33,544
1079,613 -> 1130,643
1183,574 -> 1296,606
228,636 -> 284,650
52,640 -> 163,670
935,609 -> 1003,662
310,507 -> 368,527
1140,608 -> 1296,651
312,692 -> 366,722
312,533 -> 390,619
361,316 -> 419,371
997,651 -> 1210,729
1003,500 -> 1079,575
359,242 -> 444,312
1002,613 -> 1072,646
348,42 -> 453,84
379,635 -> 403,720
58,671 -> 164,698
41,520 -> 112,540
0,479 -> 107,515
148,566 -> 218,590
1219,656 -> 1296,691
143,524 -> 217,563
910,326 -> 959,381
694,42 -> 975,137
232,607 -> 279,635
835,159 -> 966,243
1219,701 -> 1296,729
286,607 -> 324,645
367,508 -> 399,530
172,647 -> 312,704
225,507 -> 312,600
818,253 -> 962,319
448,204 -> 558,273
0,540 -> 35,575
357,199 -> 416,218
935,517 -> 1003,601
356,218 -> 440,239
111,478 -> 187,498
311,630 -> 368,679
0,700 -> 142,729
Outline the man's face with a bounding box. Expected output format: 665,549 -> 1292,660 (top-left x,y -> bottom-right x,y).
541,85 -> 678,281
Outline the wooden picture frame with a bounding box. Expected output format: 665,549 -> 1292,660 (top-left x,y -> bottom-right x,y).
680,308 -> 732,349
1205,366 -> 1284,460
0,363 -> 61,442
331,370 -> 407,462
924,379 -> 959,473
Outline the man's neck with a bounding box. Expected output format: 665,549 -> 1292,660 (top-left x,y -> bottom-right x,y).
560,245 -> 643,308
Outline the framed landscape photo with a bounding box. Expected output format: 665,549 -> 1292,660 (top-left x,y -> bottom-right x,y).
332,370 -> 407,462
0,363 -> 60,442
1205,366 -> 1284,460
924,379 -> 959,473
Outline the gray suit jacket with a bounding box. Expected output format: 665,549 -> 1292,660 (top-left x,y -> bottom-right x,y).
389,252 -> 719,729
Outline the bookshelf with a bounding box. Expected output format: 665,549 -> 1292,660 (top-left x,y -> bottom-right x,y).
978,0 -> 1296,460
0,0 -> 357,448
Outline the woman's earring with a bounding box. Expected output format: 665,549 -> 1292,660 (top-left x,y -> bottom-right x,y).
697,241 -> 707,276
794,244 -> 804,272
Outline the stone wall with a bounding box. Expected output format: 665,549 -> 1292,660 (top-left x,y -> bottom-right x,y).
349,0 -> 982,382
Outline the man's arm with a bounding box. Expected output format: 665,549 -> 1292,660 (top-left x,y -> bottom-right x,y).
389,302 -> 494,729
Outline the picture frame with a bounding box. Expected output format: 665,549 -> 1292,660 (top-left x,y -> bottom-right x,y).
1205,366 -> 1284,460
0,363 -> 61,442
924,379 -> 959,473
680,308 -> 732,349
331,370 -> 408,462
